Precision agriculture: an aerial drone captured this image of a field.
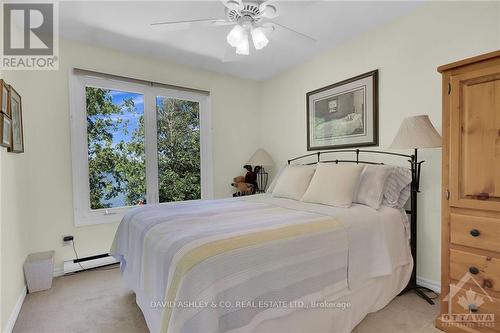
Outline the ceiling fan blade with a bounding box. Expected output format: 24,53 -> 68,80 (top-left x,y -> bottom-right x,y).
151,18 -> 232,32
212,20 -> 237,26
258,2 -> 279,19
220,0 -> 243,11
264,22 -> 317,43
151,18 -> 222,26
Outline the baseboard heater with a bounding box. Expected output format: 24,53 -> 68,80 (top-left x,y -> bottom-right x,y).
63,253 -> 118,274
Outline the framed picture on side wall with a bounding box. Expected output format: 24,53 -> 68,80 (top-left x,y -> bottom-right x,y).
0,113 -> 12,148
0,80 -> 10,116
306,70 -> 378,150
8,86 -> 24,153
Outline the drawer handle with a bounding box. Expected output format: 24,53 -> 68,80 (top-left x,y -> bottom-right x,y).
468,304 -> 479,313
476,192 -> 490,200
470,229 -> 480,237
469,266 -> 479,275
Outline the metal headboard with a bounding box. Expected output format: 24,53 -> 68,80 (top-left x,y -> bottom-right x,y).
287,149 -> 421,292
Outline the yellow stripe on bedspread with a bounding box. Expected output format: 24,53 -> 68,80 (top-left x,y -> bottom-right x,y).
160,217 -> 341,332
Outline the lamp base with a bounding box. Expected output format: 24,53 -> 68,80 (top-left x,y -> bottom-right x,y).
399,283 -> 437,305
255,166 -> 268,193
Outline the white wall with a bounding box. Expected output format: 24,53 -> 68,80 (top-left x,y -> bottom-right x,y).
259,1 -> 500,284
0,23 -> 33,329
0,149 -> 29,330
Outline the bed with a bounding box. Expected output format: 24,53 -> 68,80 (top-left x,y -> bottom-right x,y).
111,150 -> 416,333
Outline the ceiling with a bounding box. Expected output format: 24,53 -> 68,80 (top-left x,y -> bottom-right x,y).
59,1 -> 423,81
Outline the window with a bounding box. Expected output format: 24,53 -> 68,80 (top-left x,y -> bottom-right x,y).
156,96 -> 201,203
86,87 -> 146,209
70,70 -> 212,226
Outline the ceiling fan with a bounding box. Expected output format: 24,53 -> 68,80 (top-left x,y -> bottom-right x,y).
151,0 -> 316,57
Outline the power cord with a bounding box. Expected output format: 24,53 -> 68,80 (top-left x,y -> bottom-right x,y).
71,239 -> 86,271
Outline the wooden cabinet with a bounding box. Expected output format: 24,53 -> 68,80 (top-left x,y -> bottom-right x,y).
437,50 -> 500,333
449,62 -> 500,212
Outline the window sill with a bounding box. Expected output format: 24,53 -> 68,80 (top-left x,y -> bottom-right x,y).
74,210 -> 127,227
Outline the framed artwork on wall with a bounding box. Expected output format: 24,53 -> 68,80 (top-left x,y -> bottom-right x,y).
0,80 -> 10,117
306,70 -> 379,150
0,113 -> 12,148
9,86 -> 24,153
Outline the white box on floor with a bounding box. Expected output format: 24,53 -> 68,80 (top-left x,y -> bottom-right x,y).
24,251 -> 55,292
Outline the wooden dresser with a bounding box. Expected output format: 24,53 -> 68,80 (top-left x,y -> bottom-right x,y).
437,50 -> 500,333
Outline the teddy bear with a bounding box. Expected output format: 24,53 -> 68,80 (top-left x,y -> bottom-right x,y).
231,176 -> 255,196
231,165 -> 259,196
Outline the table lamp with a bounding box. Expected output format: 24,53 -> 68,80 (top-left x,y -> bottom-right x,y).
247,149 -> 274,193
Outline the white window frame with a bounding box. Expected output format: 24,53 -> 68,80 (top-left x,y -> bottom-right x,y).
69,69 -> 213,226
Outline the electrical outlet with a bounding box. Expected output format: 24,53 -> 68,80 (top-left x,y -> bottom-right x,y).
62,235 -> 74,246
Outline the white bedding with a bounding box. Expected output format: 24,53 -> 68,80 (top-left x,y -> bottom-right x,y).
111,194 -> 412,333
247,195 -> 411,289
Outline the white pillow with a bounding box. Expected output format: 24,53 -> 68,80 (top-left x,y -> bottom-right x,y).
354,165 -> 393,210
302,163 -> 363,207
382,167 -> 413,208
396,184 -> 412,208
272,165 -> 316,200
266,165 -> 286,193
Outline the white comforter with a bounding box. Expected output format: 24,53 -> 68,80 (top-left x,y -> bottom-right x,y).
111,195 -> 411,333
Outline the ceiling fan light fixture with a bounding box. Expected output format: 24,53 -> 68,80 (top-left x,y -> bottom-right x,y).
251,27 -> 268,50
227,24 -> 246,47
235,34 -> 250,55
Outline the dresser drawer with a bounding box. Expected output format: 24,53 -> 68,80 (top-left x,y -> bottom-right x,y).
447,284 -> 499,332
450,249 -> 500,295
450,213 -> 500,253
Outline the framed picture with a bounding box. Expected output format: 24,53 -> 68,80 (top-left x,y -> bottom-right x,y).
0,80 -> 10,116
8,86 -> 24,153
306,70 -> 378,150
0,113 -> 12,148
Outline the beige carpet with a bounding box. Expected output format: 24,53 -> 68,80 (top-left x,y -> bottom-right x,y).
13,267 -> 442,333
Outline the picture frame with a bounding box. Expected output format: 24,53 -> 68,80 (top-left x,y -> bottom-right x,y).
0,113 -> 12,148
8,86 -> 24,153
306,70 -> 379,150
0,79 -> 10,117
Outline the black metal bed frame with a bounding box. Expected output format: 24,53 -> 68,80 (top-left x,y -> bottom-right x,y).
287,148 -> 435,304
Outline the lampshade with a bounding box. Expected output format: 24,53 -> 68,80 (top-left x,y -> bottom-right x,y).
389,115 -> 442,149
247,149 -> 274,166
227,25 -> 245,47
235,33 -> 250,55
251,27 -> 268,50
